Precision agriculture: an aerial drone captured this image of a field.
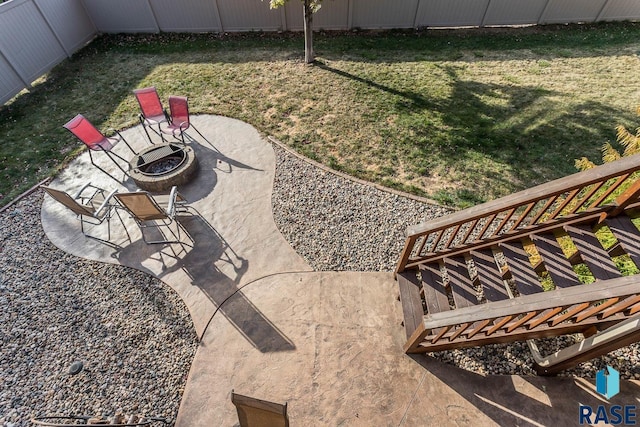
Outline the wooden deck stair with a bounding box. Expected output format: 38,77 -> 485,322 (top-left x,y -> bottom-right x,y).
395,154 -> 640,375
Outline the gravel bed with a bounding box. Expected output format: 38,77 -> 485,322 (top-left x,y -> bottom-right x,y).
0,192 -> 198,427
271,144 -> 640,380
272,146 -> 451,272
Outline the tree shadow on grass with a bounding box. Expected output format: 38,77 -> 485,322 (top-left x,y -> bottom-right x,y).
316,60 -> 634,205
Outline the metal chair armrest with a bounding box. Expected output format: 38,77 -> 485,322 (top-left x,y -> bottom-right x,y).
530,315 -> 640,375
75,183 -> 107,204
94,189 -> 119,217
166,186 -> 178,217
74,182 -> 95,199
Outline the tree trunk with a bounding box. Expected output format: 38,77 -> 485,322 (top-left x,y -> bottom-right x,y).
303,0 -> 314,63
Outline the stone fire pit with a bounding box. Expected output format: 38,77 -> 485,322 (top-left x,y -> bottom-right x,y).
129,143 -> 199,192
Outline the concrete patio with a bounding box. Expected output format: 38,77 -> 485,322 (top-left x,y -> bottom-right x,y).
41,115 -> 640,426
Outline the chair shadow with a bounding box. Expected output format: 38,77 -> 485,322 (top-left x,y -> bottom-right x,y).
182,129 -> 263,173
113,209 -> 295,354
408,354 -> 640,426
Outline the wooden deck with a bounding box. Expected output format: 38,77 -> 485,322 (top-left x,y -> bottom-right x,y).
395,154 -> 640,374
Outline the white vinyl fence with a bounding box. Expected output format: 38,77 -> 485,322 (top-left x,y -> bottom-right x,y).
82,0 -> 640,33
2,0 -> 640,105
0,0 -> 95,104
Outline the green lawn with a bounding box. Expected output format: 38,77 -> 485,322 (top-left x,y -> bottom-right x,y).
2,23 -> 640,208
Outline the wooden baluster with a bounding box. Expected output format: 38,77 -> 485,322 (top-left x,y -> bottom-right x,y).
547,188 -> 581,220
587,173 -> 630,209
491,208 -> 516,237
529,196 -> 559,225
509,202 -> 536,231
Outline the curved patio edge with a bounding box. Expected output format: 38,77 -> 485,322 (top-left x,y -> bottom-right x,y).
40,114 -> 312,338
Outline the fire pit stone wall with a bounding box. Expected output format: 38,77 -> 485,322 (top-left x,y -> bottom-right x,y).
129,144 -> 199,192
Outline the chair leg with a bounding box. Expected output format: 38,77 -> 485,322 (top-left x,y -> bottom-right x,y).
189,123 -> 217,150
89,152 -> 124,184
79,213 -> 114,245
139,115 -> 167,144
139,217 -> 185,245
140,115 -> 155,144
157,123 -> 166,142
191,123 -> 207,142
139,220 -> 175,244
103,151 -> 131,178
114,130 -> 139,154
114,208 -> 132,243
166,217 -> 182,242
140,115 -> 151,141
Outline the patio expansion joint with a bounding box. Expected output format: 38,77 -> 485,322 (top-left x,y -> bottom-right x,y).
397,370 -> 428,427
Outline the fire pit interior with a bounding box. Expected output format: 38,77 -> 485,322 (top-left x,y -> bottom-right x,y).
129,143 -> 199,192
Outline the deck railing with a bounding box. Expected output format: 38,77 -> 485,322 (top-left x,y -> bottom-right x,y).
395,153 -> 640,275
405,273 -> 640,353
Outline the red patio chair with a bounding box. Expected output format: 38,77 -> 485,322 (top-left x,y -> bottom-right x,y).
63,114 -> 137,181
133,86 -> 168,143
161,95 -> 206,144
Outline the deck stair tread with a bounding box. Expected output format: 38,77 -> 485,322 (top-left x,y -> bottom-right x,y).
564,224 -> 621,281
606,215 -> 640,269
531,232 -> 581,288
420,263 -> 450,316
470,249 -> 510,302
443,256 -> 477,309
499,241 -> 542,296
396,271 -> 424,340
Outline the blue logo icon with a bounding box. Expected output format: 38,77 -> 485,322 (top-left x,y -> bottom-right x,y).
596,366 -> 620,399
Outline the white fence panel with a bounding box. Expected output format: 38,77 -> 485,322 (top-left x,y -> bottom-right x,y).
0,0 -> 66,83
0,54 -> 26,105
483,0 -> 548,26
417,0 -> 490,27
83,0 -> 159,33
150,0 -> 222,32
351,0 -> 418,29
216,0 -> 281,31
78,0 -> 640,32
599,0 -> 640,21
0,0 -> 95,105
283,1 -> 303,31
540,0 -> 607,24
34,0 -> 95,53
284,0 -> 350,31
